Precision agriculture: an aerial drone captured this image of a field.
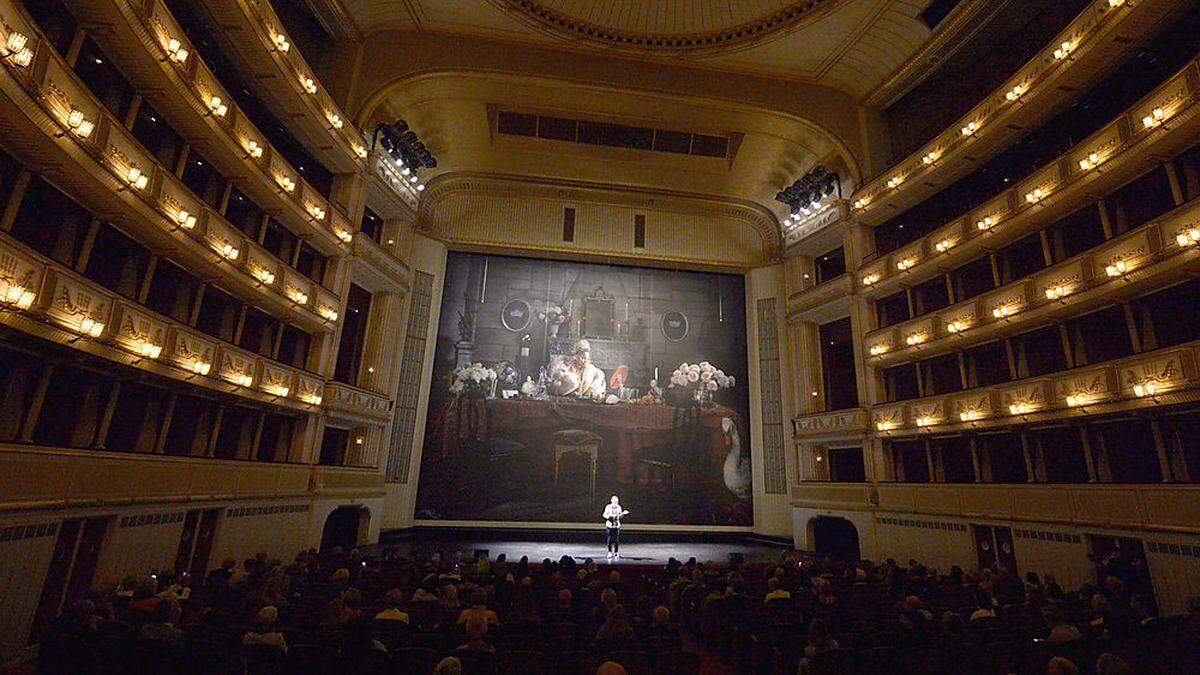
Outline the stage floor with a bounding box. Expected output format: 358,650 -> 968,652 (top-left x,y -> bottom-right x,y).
385,532 -> 790,566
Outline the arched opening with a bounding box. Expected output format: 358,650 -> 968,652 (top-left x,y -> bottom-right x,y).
320,506 -> 366,552
810,516 -> 860,561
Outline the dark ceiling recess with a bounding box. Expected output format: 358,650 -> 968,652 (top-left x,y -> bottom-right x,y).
497,111 -> 730,159
920,0 -> 964,29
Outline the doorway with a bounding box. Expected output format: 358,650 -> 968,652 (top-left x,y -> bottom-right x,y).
810,516 -> 861,560
972,524 -> 1017,574
29,516 -> 109,645
1088,534 -> 1157,613
173,508 -> 221,579
320,506 -> 365,552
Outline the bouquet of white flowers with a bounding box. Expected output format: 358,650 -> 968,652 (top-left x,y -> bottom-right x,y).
666,361 -> 734,406
449,362 -> 497,397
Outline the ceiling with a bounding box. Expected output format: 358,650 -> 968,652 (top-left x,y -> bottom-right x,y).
310,0 -> 944,101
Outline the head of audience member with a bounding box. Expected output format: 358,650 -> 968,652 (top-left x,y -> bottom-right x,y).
384,588 -> 404,609
557,588 -> 573,610
652,605 -> 670,628
255,606 -> 278,631
465,615 -> 488,643
600,588 -> 619,614
433,657 -> 463,675
596,661 -> 629,675
1095,653 -> 1132,675
1047,656 -> 1080,675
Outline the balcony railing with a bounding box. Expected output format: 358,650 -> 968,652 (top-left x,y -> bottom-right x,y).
0,234 -> 326,411
792,407 -> 869,441
871,340 -> 1200,436
0,7 -> 343,331
849,0 -> 1177,227
323,381 -> 394,423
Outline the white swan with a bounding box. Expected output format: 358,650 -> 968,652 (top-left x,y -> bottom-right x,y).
721,417 -> 752,498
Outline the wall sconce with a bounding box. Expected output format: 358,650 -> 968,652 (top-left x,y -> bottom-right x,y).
1053,40 -> 1074,61
286,287 -> 309,306
307,204 -> 326,221
318,306 -> 339,322
2,31 -> 33,68
300,76 -> 317,95
1064,393 -> 1086,408
216,242 -> 239,261
922,150 -> 940,166
1133,381 -> 1158,398
887,175 -> 904,189
915,415 -> 934,428
1175,227 -> 1200,247
992,304 -> 1017,320
355,436 -> 365,446
935,238 -> 954,253
1005,83 -> 1027,102
78,315 -> 105,338
1078,151 -> 1102,172
1142,107 -> 1166,129
190,360 -> 211,376
976,215 -> 996,231
904,333 -> 926,347
875,420 -> 896,432
124,166 -> 148,191
207,95 -> 228,118
1045,284 -> 1071,302
175,208 -> 197,230
250,265 -> 275,286
271,32 -> 290,53
276,175 -> 296,193
896,257 -> 916,271
231,372 -> 253,387
960,120 -> 979,137
327,113 -> 343,130
1108,0 -> 1129,8
301,392 -> 323,405
869,344 -> 888,356
946,320 -> 966,334
352,143 -> 367,159
853,198 -> 867,209
334,228 -> 353,243
1105,259 -> 1128,277
136,340 -> 163,360
244,140 -> 264,159
1025,187 -> 1046,205
1008,401 -> 1030,416
1,283 -> 36,310
959,410 -> 982,423
263,383 -> 291,398
63,109 -> 95,139
164,37 -> 189,64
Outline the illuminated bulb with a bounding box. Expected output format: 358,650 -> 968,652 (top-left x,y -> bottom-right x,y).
138,341 -> 162,359
1045,284 -> 1069,300
328,113 -> 343,129
1108,0 -> 1127,7
1008,402 -> 1029,416
308,205 -> 326,221
319,306 -> 339,322
334,228 -> 353,243
976,215 -> 995,231
959,410 -> 980,422
1175,227 -> 1200,247
277,175 -> 296,192
165,38 -> 189,64
208,96 -> 228,118
8,47 -> 32,68
1105,259 -> 1127,277
992,304 -> 1015,319
79,316 -> 105,338
367,366 -> 375,374
272,32 -> 290,53
233,372 -> 253,387
1142,107 -> 1166,128
1133,381 -> 1157,398
853,198 -> 867,209
127,166 -> 148,190
1005,83 -> 1026,102
1079,152 -> 1100,171
935,238 -> 954,253
5,31 -> 29,54
960,121 -> 979,136
922,151 -> 939,165
876,421 -> 895,432
408,174 -> 419,184
355,436 -> 364,445
245,140 -> 264,159
896,258 -> 915,271
869,344 -> 888,356
887,175 -> 904,189
416,184 -> 425,192
219,242 -> 239,260
287,288 -> 309,305
176,208 -> 197,229
302,392 -> 323,405
353,144 -> 367,159
861,273 -> 879,287
1053,41 -> 1072,60
300,76 -> 317,94
946,320 -> 965,334
251,266 -> 275,285
1065,393 -> 1085,408
191,360 -> 211,376
400,166 -> 411,176
264,383 -> 291,397
904,334 -> 926,346
1025,187 -> 1045,204
2,284 -> 35,309
67,109 -> 95,138
915,416 -> 934,428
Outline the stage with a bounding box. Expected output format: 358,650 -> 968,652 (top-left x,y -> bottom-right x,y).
381,528 -> 792,566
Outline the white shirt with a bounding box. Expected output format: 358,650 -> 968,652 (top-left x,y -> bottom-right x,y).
603,503 -> 627,528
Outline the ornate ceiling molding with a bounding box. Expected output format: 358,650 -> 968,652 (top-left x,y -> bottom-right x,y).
418,172 -> 783,266
484,0 -> 841,56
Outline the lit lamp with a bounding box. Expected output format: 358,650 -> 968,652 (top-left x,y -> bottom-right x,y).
887,175 -> 904,189
1053,40 -> 1073,61
1045,284 -> 1070,301
960,120 -> 979,137
1008,401 -> 1030,416
263,382 -> 290,398
1105,259 -> 1128,277
217,242 -> 239,261
271,32 -> 290,53
935,238 -> 954,253
137,340 -> 162,359
992,304 -> 1017,320
334,228 -> 353,243
1133,381 -> 1158,398
286,287 -> 309,306
946,320 -> 966,334
231,372 -> 253,387
164,37 -> 189,64
190,360 -> 211,376
976,215 -> 996,231
244,140 -> 264,159
207,95 -> 228,118
1143,107 -> 1166,129
922,150 -> 940,166
2,31 -> 34,68
915,415 -> 934,428
307,204 -> 326,221
896,257 -> 916,271
1,283 -> 35,309
869,344 -> 888,356
250,265 -> 275,286
300,76 -> 317,95
1005,83 -> 1026,102
175,208 -> 197,230
64,109 -> 95,139
78,315 -> 105,338
352,143 -> 367,159
301,392 -> 323,405
1025,187 -> 1046,205
125,166 -> 149,191
1065,393 -> 1086,408
853,198 -> 867,209
327,113 -> 343,130
276,175 -> 296,193
904,334 -> 926,346
1079,151 -> 1102,172
318,306 -> 339,322
876,420 -> 895,432
959,410 -> 982,423
1176,227 -> 1200,247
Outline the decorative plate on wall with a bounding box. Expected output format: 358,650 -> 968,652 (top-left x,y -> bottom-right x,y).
501,299 -> 532,332
661,310 -> 689,342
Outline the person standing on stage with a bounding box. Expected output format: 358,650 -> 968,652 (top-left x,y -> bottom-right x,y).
603,496 -> 629,559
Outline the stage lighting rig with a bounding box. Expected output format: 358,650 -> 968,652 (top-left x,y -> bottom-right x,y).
776,167 -> 840,226
374,121 -> 437,190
